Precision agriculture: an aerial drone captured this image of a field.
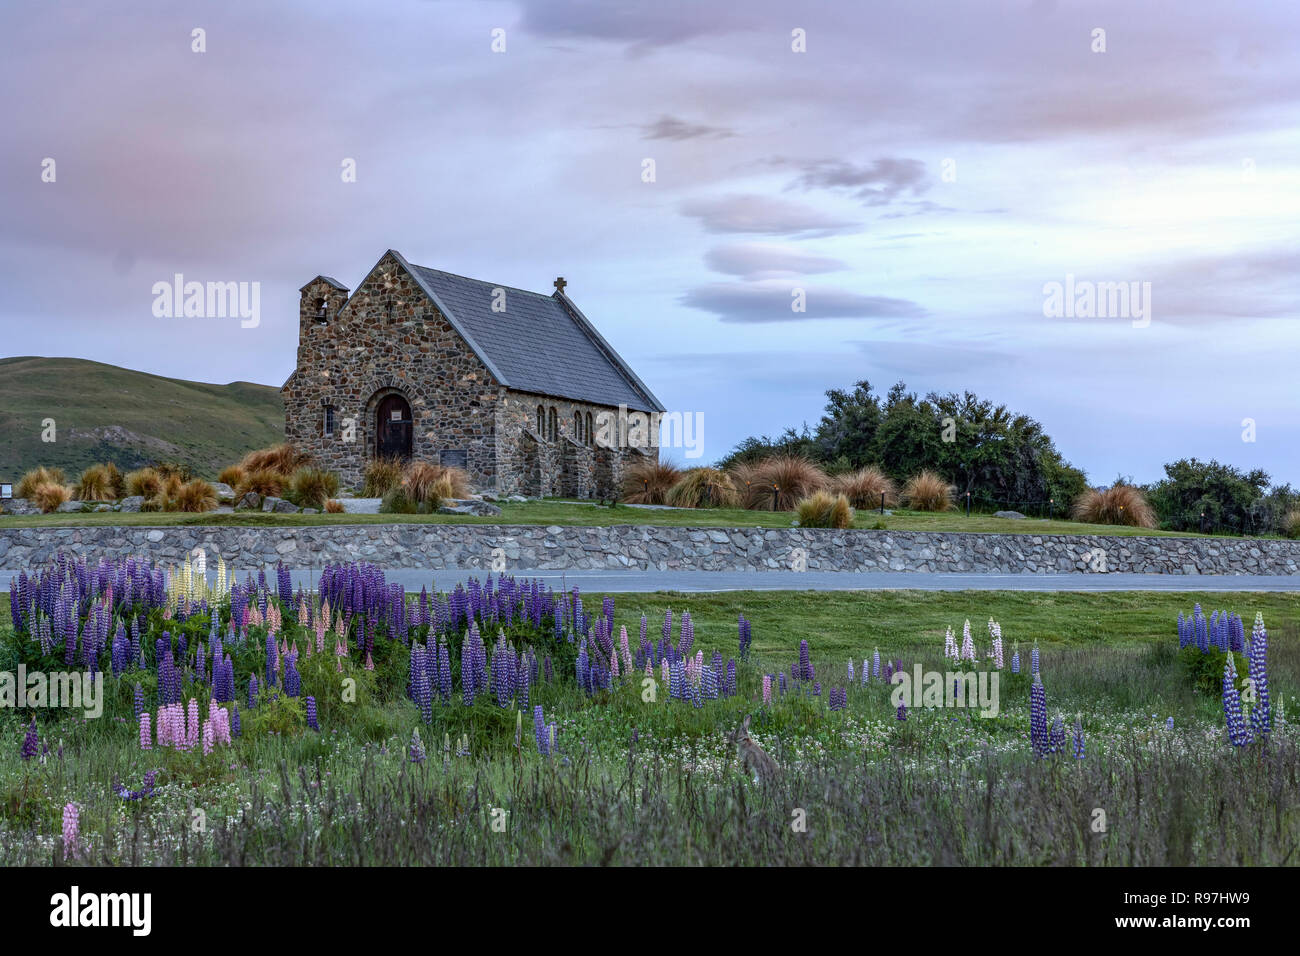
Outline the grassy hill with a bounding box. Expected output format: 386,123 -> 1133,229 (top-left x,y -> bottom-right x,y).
0,356 -> 283,481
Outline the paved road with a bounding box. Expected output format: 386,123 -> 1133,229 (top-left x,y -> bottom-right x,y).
7,568 -> 1300,594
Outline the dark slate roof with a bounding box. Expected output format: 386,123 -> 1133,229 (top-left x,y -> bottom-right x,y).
393,251 -> 664,413
299,275 -> 349,293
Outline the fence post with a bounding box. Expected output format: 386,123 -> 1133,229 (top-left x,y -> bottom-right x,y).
1048,498 -> 1054,521
966,491 -> 971,517
880,491 -> 885,515
772,485 -> 779,512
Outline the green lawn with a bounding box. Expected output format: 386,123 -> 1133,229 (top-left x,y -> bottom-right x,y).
0,498 -> 1215,537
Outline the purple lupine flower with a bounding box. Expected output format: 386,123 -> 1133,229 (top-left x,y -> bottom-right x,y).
231,705 -> 241,737
1030,644 -> 1040,676
248,673 -> 259,709
20,717 -> 38,761
284,650 -> 301,697
1248,613 -> 1271,739
1030,675 -> 1048,758
1048,715 -> 1065,755
1072,718 -> 1085,759
798,640 -> 811,682
533,705 -> 549,756
306,696 -> 319,731
896,700 -> 907,721
1010,647 -> 1021,674
1223,656 -> 1250,746
409,729 -> 427,763
133,683 -> 144,722
265,631 -> 278,688
738,613 -> 752,659
872,647 -> 881,680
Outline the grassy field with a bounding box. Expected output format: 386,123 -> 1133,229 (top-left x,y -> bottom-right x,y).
0,356 -> 282,480
2,575 -> 1298,866
0,498 -> 1212,537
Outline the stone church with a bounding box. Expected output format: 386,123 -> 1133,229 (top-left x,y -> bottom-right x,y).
283,249 -> 664,497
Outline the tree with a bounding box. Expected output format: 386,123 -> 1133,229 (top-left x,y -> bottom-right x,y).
1147,459 -> 1272,533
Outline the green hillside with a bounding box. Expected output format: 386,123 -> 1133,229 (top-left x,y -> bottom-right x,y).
0,356 -> 283,481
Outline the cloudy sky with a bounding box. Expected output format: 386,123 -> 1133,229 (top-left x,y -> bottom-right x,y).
2,0 -> 1297,484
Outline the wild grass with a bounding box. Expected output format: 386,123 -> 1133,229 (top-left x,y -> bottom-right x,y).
29,482 -> 72,514
73,465 -> 115,502
240,443 -> 311,477
324,499 -> 345,514
622,460 -> 681,505
795,490 -> 854,528
666,467 -> 740,509
173,479 -> 218,513
287,468 -> 340,511
749,455 -> 827,511
903,470 -> 955,512
363,458 -> 406,498
829,465 -> 897,509
16,467 -> 67,499
125,467 -> 164,499
1072,484 -> 1157,529
218,464 -> 247,489
404,462 -> 468,505
235,468 -> 286,499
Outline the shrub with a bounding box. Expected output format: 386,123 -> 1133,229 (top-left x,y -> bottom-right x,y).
666,468 -> 739,508
796,491 -> 854,529
241,443 -> 311,476
30,482 -> 72,514
727,462 -> 764,507
363,458 -> 405,498
1071,483 -> 1157,528
380,486 -> 420,514
218,464 -> 247,488
105,462 -> 126,499
16,467 -> 66,499
74,465 -> 115,501
1283,509 -> 1300,539
622,460 -> 681,505
237,468 -> 286,499
151,461 -> 193,482
125,467 -> 164,499
750,455 -> 828,511
324,499 -> 345,514
404,462 -> 469,504
903,471 -> 954,512
829,465 -> 897,509
287,468 -> 340,510
174,479 -> 218,513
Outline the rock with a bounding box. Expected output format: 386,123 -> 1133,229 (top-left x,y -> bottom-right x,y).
118,496 -> 145,513
93,504 -> 113,512
301,508 -> 319,514
57,501 -> 85,513
0,498 -> 41,515
261,497 -> 299,513
211,482 -> 236,502
480,492 -> 499,502
994,511 -> 1026,519
507,495 -> 527,503
235,492 -> 262,511
438,499 -> 502,517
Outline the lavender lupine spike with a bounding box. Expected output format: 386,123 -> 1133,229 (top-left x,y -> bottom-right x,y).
872,647 -> 881,680
1030,643 -> 1040,676
1072,717 -> 1085,760
533,705 -> 549,756
409,728 -> 426,763
1248,612 -> 1271,740
1222,657 -> 1250,747
306,696 -> 319,731
1010,645 -> 1021,674
1029,675 -> 1048,758
943,627 -> 957,660
20,717 -> 38,762
960,619 -> 976,661
989,619 -> 1004,669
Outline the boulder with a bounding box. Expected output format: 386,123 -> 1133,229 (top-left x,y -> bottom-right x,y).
262,496 -> 300,513
57,500 -> 85,513
0,498 -> 41,515
994,510 -> 1026,519
507,495 -> 527,503
301,507 -> 319,514
211,482 -> 236,502
235,492 -> 263,511
118,496 -> 145,513
439,499 -> 502,517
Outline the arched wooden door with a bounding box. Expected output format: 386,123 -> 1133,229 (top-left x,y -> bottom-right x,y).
375,394 -> 413,461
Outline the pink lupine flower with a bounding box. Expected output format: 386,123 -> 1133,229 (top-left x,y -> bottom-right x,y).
762,675 -> 772,705
62,803 -> 79,858
139,712 -> 152,751
364,650 -> 374,671
610,651 -> 620,679
619,626 -> 633,674
645,661 -> 653,677
187,699 -> 200,749
661,659 -> 669,686
202,720 -> 214,755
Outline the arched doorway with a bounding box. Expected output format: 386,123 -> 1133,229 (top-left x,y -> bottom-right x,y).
375,393 -> 413,461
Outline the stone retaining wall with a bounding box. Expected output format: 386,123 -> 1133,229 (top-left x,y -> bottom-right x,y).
1,524 -> 1298,575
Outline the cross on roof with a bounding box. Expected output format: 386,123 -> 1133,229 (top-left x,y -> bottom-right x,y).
553,276 -> 566,294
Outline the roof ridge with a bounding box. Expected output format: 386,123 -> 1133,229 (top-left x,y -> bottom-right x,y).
409,263 -> 553,300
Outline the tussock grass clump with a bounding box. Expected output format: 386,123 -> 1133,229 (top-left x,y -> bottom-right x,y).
31,481 -> 72,513
240,443 -> 311,477
218,464 -> 247,488
796,491 -> 854,528
1282,509 -> 1300,539
380,485 -> 421,514
1072,483 -> 1157,528
74,464 -> 115,501
288,467 -> 340,510
125,467 -> 164,499
16,467 -> 66,499
236,468 -> 286,499
750,455 -> 827,511
622,460 -> 681,505
829,465 -> 897,509
324,499 -> 345,514
404,462 -> 469,504
151,461 -> 193,482
363,458 -> 406,498
174,479 -> 218,513
666,468 -> 739,508
903,470 -> 954,512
